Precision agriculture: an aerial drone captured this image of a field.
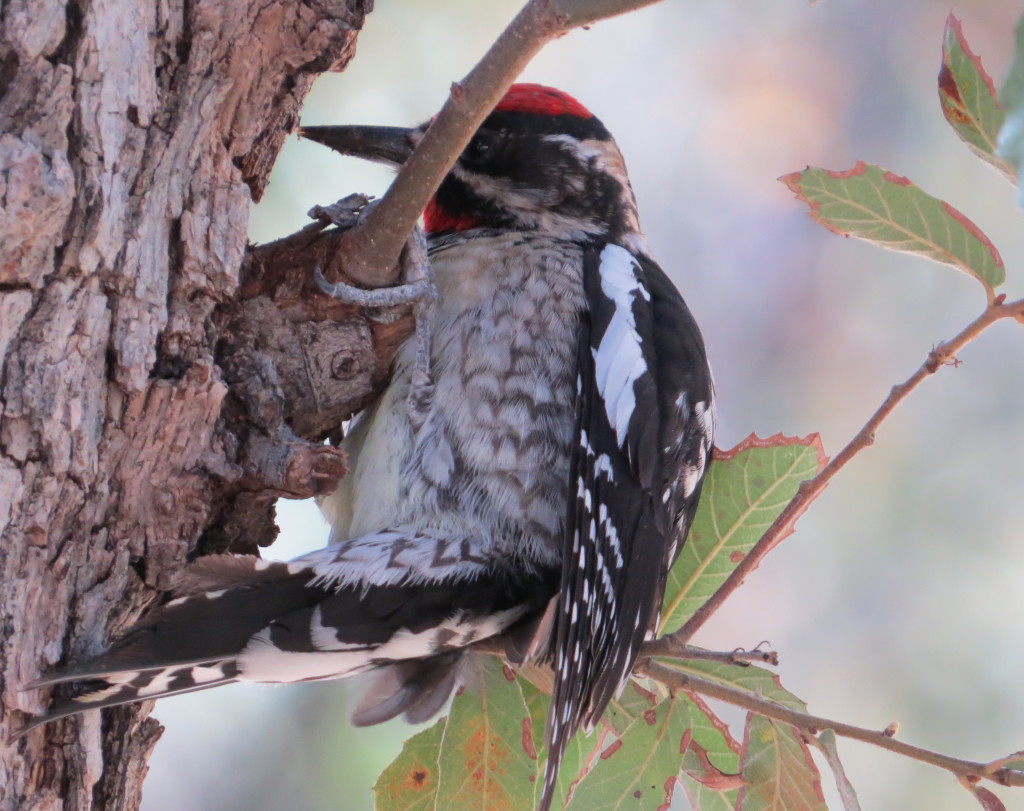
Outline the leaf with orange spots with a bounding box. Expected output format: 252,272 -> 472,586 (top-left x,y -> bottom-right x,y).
518,675 -> 549,763
737,713 -> 827,811
375,718 -> 446,811
569,693 -> 691,810
659,434 -> 826,634
602,677 -> 662,736
562,678 -> 668,807
656,657 -> 830,808
939,14 -> 1016,182
780,162 -> 1005,292
434,657 -> 536,809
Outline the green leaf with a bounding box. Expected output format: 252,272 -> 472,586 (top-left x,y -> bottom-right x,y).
521,675 -> 665,808
544,725 -> 614,809
603,678 -> 662,736
678,694 -> 744,809
569,694 -> 691,811
684,693 -> 742,776
659,434 -> 826,634
374,718 -> 446,811
678,780 -> 740,811
998,12 -> 1024,196
661,658 -> 807,713
657,660 -> 828,808
738,714 -> 827,811
780,161 -> 1005,291
519,675 -> 602,809
518,674 -> 549,764
939,14 -> 1016,182
434,658 -> 537,809
990,754 -> 1024,772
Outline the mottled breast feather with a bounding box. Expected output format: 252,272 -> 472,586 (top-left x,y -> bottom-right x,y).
338,231 -> 588,570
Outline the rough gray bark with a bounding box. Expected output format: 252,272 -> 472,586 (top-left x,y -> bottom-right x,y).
0,1 -> 383,808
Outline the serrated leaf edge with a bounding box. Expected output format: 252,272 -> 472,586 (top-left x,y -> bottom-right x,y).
780,161 -> 1004,290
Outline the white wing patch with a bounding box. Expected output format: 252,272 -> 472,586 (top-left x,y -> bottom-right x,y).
592,244 -> 649,448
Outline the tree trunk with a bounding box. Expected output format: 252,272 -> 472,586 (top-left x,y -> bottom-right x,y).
0,1 -> 375,807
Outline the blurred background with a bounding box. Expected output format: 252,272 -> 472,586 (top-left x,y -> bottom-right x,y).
142,1 -> 1024,809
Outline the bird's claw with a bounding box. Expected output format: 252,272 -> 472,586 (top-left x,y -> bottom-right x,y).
314,224 -> 436,431
307,193 -> 372,230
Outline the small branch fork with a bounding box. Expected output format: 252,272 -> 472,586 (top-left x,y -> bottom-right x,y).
637,659 -> 1024,792
326,0 -> 665,288
630,295 -> 1024,797
666,294 -> 1024,646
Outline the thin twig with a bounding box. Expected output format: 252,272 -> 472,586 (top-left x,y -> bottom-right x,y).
669,295 -> 1024,645
642,638 -> 778,666
638,659 -> 1024,789
330,0 -> 665,287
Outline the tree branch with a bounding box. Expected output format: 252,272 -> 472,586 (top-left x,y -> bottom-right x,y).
639,659 -> 1024,790
328,0 -> 665,288
669,294 -> 1024,645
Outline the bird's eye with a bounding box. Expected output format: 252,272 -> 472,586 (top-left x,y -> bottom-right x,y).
463,130 -> 503,165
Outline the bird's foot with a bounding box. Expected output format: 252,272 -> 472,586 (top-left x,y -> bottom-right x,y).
314,224 -> 436,433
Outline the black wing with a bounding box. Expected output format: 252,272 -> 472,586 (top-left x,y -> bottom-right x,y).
540,243 -> 715,809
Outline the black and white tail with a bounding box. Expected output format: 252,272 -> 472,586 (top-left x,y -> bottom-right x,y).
16,532 -> 557,740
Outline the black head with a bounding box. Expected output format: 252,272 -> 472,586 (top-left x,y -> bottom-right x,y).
301,84 -> 643,244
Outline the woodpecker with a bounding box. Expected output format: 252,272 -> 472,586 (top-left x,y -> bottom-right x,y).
23,84 -> 715,808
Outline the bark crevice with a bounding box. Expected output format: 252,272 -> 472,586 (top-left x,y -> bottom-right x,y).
0,1 -> 380,808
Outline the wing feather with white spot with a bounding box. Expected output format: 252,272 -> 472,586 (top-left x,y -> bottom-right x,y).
540,244 -> 714,809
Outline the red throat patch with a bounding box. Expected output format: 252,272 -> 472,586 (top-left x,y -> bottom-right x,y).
495,84 -> 593,119
424,198 -> 479,235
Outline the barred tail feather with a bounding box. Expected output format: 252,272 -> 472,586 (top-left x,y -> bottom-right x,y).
13,661 -> 238,740
17,541 -> 558,742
